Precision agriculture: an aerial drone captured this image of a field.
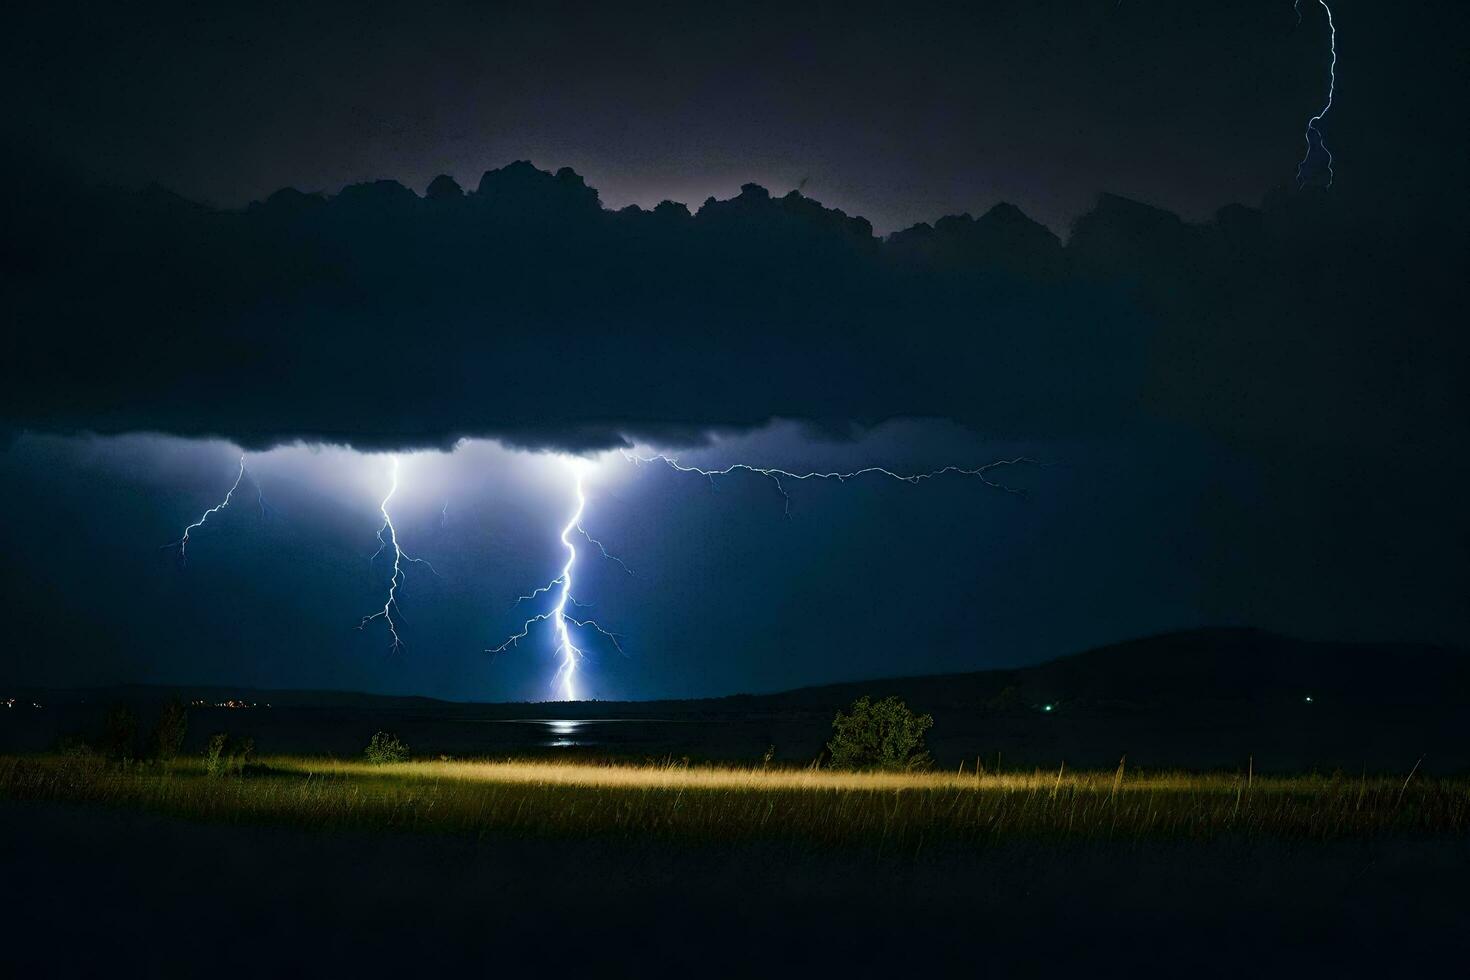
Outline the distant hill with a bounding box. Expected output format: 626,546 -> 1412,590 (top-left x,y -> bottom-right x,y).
10,627 -> 1468,716
6,684 -> 454,712
677,628 -> 1467,716
6,629 -> 1466,772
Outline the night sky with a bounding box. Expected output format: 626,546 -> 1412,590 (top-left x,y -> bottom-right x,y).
2,1 -> 1466,701
7,0 -> 1463,231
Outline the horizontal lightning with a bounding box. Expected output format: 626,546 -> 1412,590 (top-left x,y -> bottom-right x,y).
491,449 -> 1037,700
623,452 -> 1036,515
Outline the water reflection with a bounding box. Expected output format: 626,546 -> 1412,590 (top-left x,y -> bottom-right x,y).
480,717 -> 679,749
545,719 -> 583,747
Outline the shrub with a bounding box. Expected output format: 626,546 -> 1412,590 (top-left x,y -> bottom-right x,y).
103,705 -> 138,762
203,733 -> 253,776
152,699 -> 188,760
204,733 -> 230,776
364,731 -> 409,764
826,695 -> 934,772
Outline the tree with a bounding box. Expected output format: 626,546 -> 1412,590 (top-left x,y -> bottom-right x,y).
152,699 -> 188,760
103,705 -> 138,762
826,696 -> 934,772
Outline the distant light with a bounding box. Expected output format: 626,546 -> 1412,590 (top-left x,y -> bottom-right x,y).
1043,703 -> 1054,713
1304,695 -> 1314,703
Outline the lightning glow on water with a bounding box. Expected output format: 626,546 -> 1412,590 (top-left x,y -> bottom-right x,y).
357,456 -> 437,653
164,455 -> 256,563
1295,0 -> 1337,189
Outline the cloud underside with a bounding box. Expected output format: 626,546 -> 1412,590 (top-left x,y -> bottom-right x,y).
3,161 -> 1462,454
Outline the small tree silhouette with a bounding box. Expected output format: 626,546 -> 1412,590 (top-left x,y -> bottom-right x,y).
103,705 -> 138,762
826,696 -> 934,772
152,699 -> 188,760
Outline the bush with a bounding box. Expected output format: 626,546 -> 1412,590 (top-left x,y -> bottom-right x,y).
204,733 -> 254,776
204,733 -> 229,776
364,731 -> 409,764
152,699 -> 188,760
826,696 -> 934,772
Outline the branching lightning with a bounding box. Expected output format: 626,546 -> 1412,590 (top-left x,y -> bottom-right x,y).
164,455 -> 259,563
489,467 -> 626,701
577,522 -> 635,576
492,450 -> 1035,700
623,452 -> 1036,514
1295,0 -> 1337,189
357,456 -> 437,653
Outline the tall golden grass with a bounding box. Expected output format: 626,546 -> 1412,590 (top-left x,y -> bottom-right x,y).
2,754 -> 1464,850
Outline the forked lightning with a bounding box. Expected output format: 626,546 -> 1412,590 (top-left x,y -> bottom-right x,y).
165,455 -> 258,563
357,456 -> 437,652
488,467 -> 625,701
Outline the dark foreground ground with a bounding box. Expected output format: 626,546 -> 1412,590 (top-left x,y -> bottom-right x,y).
3,800 -> 1465,977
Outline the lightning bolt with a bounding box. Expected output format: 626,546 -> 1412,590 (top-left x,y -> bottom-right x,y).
356,456 -> 437,652
577,521 -> 635,577
164,455 -> 258,563
623,452 -> 1036,515
489,465 -> 626,701
492,450 -> 1035,699
1295,0 -> 1337,189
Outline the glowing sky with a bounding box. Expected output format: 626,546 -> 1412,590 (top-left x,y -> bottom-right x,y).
2,1 -> 1467,700
6,1 -> 1462,231
3,419 -> 1463,701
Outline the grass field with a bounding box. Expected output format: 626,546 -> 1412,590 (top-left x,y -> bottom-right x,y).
2,754 -> 1463,851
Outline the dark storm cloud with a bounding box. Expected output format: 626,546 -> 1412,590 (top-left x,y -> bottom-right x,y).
9,2 -> 1465,234
3,158 -> 1463,459
0,0 -> 1345,234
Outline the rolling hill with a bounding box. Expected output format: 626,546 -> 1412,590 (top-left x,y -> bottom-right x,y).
5,629 -> 1465,772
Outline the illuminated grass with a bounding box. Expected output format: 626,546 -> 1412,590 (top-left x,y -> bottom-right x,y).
2,755 -> 1465,851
